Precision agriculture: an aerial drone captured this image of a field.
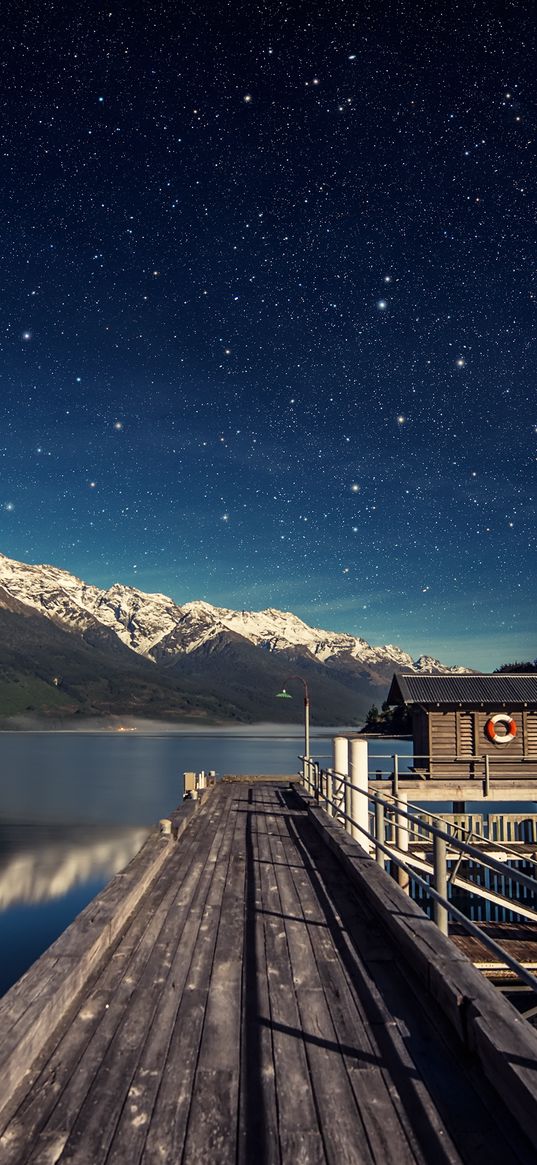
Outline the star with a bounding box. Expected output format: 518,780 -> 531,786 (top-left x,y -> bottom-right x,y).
22,331 -> 32,341
377,300 -> 387,311
351,483 -> 361,492
113,421 -> 123,430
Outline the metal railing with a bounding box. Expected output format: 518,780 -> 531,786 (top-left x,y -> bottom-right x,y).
377,801 -> 537,859
309,749 -> 537,796
301,758 -> 537,996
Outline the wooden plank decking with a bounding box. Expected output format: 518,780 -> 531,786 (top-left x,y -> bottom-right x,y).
0,782 -> 536,1164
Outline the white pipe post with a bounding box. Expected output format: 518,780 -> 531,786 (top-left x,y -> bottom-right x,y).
348,738 -> 369,846
332,736 -> 348,823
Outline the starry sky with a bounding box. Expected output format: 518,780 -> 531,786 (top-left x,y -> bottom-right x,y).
0,1 -> 535,670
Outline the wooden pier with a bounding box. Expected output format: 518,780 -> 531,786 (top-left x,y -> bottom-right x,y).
2,779 -> 537,1163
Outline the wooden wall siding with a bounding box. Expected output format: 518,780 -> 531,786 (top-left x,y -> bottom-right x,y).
411,709 -> 429,762
526,712 -> 537,754
430,711 -> 457,756
412,708 -> 537,775
456,711 -> 475,756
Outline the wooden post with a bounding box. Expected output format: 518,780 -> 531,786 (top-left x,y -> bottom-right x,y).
396,792 -> 410,893
348,738 -> 369,846
433,832 -> 449,935
484,754 -> 490,797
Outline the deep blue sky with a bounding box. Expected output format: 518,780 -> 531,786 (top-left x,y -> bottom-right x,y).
0,1 -> 535,670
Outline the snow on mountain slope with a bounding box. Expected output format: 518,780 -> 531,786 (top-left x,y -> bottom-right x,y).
0,552 -> 470,673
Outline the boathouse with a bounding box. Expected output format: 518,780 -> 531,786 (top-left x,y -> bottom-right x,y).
387,673 -> 537,778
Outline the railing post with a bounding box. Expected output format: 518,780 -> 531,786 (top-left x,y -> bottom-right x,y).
484,754 -> 490,797
325,769 -> 333,816
302,756 -> 310,792
348,738 -> 369,846
392,753 -> 399,796
395,792 -> 409,893
433,833 -> 449,934
332,736 -> 348,824
375,799 -> 385,867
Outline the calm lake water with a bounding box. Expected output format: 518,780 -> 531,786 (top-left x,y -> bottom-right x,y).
0,730 -> 535,996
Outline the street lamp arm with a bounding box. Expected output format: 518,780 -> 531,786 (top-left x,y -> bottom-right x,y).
281,674 -> 310,702
277,674 -> 311,767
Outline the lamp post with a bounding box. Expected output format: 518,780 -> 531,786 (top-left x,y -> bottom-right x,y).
275,675 -> 310,778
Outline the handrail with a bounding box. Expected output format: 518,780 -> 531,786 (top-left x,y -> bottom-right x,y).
300,758 -> 537,995
316,782 -> 537,995
327,767 -> 537,897
383,790 -> 537,869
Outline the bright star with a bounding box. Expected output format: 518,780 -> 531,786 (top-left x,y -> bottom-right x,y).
113,421 -> 123,430
377,300 -> 387,310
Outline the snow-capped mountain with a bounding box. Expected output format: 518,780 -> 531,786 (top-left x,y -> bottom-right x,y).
0,552 -> 468,676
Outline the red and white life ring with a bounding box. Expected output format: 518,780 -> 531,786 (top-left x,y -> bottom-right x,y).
485,714 -> 517,745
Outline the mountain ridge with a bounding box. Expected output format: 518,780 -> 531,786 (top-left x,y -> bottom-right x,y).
0,551 -> 471,724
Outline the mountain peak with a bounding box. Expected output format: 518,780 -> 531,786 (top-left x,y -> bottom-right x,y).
0,549 -> 471,680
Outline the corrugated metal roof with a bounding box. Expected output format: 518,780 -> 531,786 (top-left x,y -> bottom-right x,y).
387,673 -> 537,707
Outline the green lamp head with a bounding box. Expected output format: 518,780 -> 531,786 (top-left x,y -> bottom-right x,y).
275,688 -> 293,699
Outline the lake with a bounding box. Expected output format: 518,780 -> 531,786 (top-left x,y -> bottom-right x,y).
1,730 -> 535,996
0,727 -> 345,994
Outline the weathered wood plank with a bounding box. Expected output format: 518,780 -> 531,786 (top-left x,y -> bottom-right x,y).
238,786 -> 281,1165
0,861 -> 186,1156
4,781 -> 537,1165
105,790 -> 241,1165
295,787 -> 537,1159
0,796 -> 214,1131
273,796 -> 428,1165
268,806 -> 375,1165
141,787 -> 244,1165
253,793 -> 325,1162
181,787 -> 248,1164
14,788 -> 230,1165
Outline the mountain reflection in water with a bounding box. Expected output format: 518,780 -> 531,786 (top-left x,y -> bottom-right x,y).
0,824 -> 148,908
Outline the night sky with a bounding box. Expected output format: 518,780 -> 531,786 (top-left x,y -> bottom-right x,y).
0,1 -> 535,670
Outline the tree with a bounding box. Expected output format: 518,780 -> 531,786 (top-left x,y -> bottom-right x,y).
494,660 -> 537,674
